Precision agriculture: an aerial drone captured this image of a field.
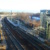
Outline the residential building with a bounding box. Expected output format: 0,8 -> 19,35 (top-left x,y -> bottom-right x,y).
40,10 -> 50,39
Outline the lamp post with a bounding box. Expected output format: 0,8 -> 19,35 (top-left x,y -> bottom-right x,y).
11,10 -> 12,21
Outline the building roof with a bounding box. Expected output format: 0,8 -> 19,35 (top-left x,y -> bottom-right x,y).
41,10 -> 50,13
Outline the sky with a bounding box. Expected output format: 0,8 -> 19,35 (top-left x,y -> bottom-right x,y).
0,0 -> 50,13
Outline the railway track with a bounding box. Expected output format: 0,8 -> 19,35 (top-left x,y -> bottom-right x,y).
2,27 -> 18,50
4,19 -> 36,50
3,18 -> 50,50
2,20 -> 24,50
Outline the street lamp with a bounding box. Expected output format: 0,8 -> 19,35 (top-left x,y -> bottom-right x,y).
11,10 -> 12,21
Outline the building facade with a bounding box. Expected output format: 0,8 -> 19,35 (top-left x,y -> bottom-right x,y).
40,10 -> 50,40
40,10 -> 46,27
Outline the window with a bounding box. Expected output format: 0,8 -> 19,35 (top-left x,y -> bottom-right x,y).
46,14 -> 50,16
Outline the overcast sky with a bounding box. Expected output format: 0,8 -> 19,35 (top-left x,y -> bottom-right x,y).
0,0 -> 50,13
